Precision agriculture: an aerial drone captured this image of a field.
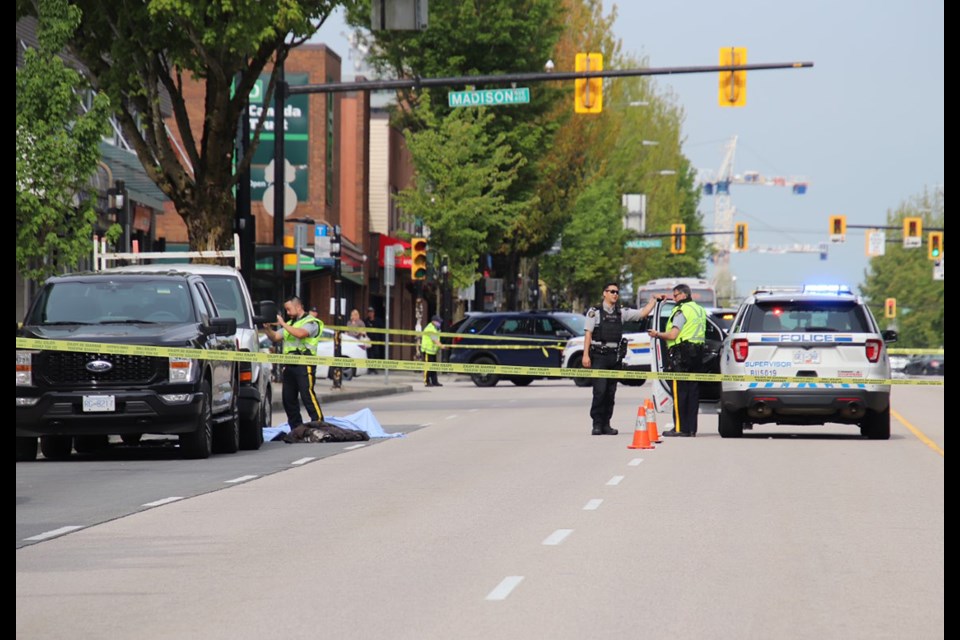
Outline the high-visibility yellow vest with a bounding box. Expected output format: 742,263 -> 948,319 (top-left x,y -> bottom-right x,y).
666,301 -> 706,347
283,315 -> 322,354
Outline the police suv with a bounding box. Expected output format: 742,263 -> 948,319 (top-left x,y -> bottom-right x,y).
718,285 -> 897,439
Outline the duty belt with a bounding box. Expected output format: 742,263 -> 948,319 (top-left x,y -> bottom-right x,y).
590,344 -> 618,354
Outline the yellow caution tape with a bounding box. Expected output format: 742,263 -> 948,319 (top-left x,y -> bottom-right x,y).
15,337 -> 943,386
887,348 -> 944,355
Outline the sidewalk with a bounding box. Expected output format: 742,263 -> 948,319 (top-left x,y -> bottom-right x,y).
270,370 -> 416,414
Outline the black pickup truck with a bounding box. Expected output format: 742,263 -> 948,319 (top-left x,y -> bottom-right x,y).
16,272 -> 239,460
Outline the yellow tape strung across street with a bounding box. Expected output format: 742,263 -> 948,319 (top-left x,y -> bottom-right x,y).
16,337 -> 943,387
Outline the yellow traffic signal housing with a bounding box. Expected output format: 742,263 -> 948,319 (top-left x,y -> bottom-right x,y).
829,215 -> 847,237
903,217 -> 922,240
734,222 -> 748,251
718,47 -> 747,107
410,237 -> 428,280
283,234 -> 296,266
928,231 -> 943,260
575,53 -> 603,114
884,298 -> 897,319
670,223 -> 686,254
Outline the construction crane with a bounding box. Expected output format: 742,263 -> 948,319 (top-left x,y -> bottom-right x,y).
698,135 -> 810,305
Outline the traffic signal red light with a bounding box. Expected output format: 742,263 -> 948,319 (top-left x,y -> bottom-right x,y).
884,298 -> 896,319
410,237 -> 428,280
829,215 -> 846,237
903,217 -> 922,239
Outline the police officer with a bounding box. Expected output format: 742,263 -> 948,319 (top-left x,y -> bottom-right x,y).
583,282 -> 658,435
261,295 -> 324,427
648,283 -> 706,437
421,314 -> 443,387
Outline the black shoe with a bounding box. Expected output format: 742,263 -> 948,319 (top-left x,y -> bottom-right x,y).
432,382 -> 443,387
601,426 -> 619,435
592,427 -> 604,436
663,430 -> 695,437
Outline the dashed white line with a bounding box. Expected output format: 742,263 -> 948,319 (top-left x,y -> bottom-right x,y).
628,458 -> 644,467
343,444 -> 366,450
291,457 -> 316,465
606,475 -> 625,486
445,414 -> 459,420
467,408 -> 479,413
24,526 -> 83,542
486,576 -> 524,601
542,529 -> 573,546
420,422 -> 433,427
224,475 -> 258,484
142,497 -> 184,507
583,499 -> 603,511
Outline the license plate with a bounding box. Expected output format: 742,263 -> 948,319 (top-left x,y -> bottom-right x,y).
793,350 -> 821,365
82,395 -> 116,412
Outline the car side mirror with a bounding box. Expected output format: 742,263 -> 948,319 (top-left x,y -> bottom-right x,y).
881,329 -> 898,344
254,300 -> 278,326
204,316 -> 237,336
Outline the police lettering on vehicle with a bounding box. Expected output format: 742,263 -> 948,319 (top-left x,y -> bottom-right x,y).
760,334 -> 855,343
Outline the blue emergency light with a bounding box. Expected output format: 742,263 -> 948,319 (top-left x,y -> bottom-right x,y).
802,284 -> 851,295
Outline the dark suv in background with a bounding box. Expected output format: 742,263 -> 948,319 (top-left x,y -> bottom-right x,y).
448,311 -> 585,387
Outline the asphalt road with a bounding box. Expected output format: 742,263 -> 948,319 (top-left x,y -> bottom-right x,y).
16,379 -> 943,640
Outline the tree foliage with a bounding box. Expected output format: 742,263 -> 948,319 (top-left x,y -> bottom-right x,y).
860,187 -> 944,348
16,0 -> 112,282
18,0 -> 350,251
394,102 -> 532,290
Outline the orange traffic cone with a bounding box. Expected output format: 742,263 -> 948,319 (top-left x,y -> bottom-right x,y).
645,398 -> 662,443
628,405 -> 655,449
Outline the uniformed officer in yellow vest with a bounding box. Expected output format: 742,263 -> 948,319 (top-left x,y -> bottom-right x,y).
648,283 -> 706,436
261,296 -> 324,427
421,314 -> 443,387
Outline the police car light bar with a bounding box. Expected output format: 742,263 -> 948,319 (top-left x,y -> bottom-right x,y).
802,284 -> 852,294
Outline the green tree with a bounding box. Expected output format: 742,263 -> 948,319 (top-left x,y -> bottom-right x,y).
861,187 -> 944,349
394,103 -> 532,290
16,0 -> 112,282
18,0 -> 350,251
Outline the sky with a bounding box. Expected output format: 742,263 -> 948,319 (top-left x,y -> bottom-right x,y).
313,1 -> 944,298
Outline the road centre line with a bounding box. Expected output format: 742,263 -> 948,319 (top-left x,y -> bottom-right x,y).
467,408 -> 479,412
445,414 -> 459,420
583,499 -> 603,511
343,444 -> 366,450
142,497 -> 184,507
606,475 -> 625,486
628,458 -> 644,466
486,576 -> 524,601
419,422 -> 432,427
542,529 -> 573,546
892,408 -> 944,457
291,457 -> 316,465
24,526 -> 83,541
224,475 -> 258,484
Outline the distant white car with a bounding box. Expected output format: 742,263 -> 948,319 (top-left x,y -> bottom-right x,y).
260,328 -> 368,380
561,318 -> 653,387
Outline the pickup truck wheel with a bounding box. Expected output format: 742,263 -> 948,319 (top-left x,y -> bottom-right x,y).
16,437 -> 38,462
40,435 -> 73,460
74,435 -> 109,454
470,357 -> 500,387
240,385 -> 267,450
568,354 -> 593,387
718,407 -> 745,438
510,377 -> 534,386
213,384 -> 240,454
860,407 -> 891,440
180,382 -> 213,459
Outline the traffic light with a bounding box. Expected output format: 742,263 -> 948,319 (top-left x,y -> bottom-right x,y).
718,47 -> 747,107
574,53 -> 603,114
829,215 -> 846,238
670,223 -> 686,254
283,234 -> 296,266
734,222 -> 748,251
410,237 -> 428,280
903,217 -> 922,240
884,298 -> 896,319
928,231 -> 943,260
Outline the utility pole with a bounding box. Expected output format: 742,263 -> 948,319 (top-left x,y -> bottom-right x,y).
331,224 -> 343,390
272,63 -> 287,307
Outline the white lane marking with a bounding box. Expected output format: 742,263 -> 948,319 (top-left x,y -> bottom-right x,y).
24,526 -> 83,542
542,529 -> 573,546
583,499 -> 603,511
224,475 -> 258,484
343,444 -> 366,450
486,576 -> 524,601
142,497 -> 184,508
420,422 -> 433,427
291,457 -> 316,466
467,408 -> 479,413
628,458 -> 644,467
606,475 -> 625,486
445,414 -> 459,420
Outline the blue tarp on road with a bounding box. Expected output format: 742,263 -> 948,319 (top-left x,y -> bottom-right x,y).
263,408 -> 404,442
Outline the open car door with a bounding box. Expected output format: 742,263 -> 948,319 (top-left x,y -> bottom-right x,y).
650,300 -> 726,420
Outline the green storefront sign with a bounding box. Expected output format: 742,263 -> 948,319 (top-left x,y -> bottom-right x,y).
248,74 -> 310,204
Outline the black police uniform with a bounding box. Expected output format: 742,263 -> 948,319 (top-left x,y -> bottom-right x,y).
585,303 -> 643,435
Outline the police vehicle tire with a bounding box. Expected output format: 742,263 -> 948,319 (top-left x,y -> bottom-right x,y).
568,354 -> 593,387
74,435 -> 109,454
16,437 -> 38,462
470,356 -> 500,387
241,385 -> 268,450
180,380 -> 213,459
40,435 -> 74,460
342,367 -> 355,381
718,407 -> 745,438
510,377 -> 534,386
860,407 -> 891,440
213,391 -> 240,454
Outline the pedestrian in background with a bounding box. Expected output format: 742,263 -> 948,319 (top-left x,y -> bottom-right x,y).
648,283 -> 707,437
582,281 -> 658,435
261,296 -> 325,427
421,314 -> 443,387
346,308 -> 366,339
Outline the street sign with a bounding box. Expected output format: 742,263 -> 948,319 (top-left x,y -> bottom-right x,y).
625,238 -> 663,249
933,258 -> 944,281
448,88 -> 530,108
866,229 -> 886,257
